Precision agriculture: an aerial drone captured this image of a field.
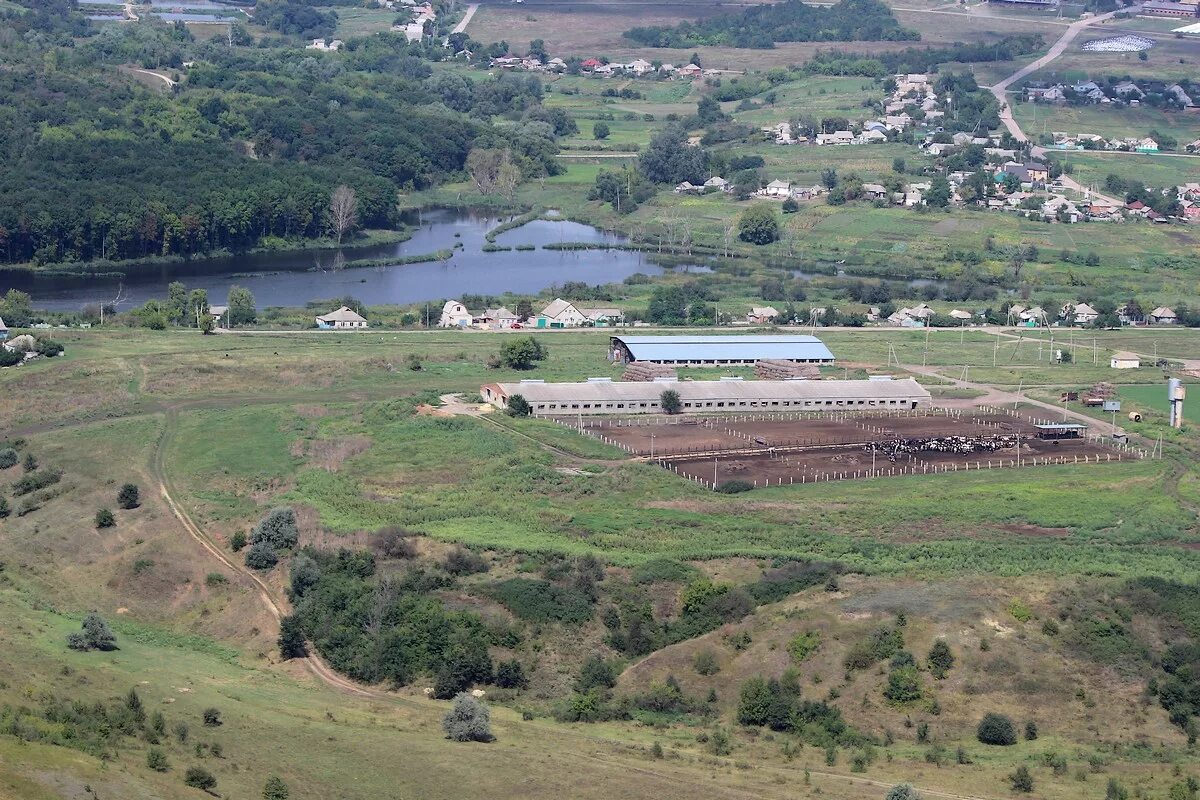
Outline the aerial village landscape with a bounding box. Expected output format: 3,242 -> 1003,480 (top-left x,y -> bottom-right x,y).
1,0 -> 1200,798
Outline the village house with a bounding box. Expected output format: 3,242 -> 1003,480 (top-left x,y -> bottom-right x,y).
1064,302 -> 1100,325
307,38 -> 344,51
674,181 -> 699,194
477,307 -> 518,330
861,183 -> 888,200
0,317 -> 9,341
676,63 -> 702,78
315,306 -> 368,329
580,307 -> 625,326
747,306 -> 780,324
949,309 -> 974,322
627,59 -> 653,76
856,129 -> 888,144
703,176 -> 732,192
760,179 -> 792,198
816,130 -> 854,146
439,300 -> 473,328
536,298 -> 588,328
1149,306 -> 1178,324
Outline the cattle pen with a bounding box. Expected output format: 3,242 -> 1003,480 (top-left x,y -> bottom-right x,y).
555,406 -> 1145,489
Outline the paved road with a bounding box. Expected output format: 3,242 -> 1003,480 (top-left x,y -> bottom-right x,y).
452,3 -> 478,34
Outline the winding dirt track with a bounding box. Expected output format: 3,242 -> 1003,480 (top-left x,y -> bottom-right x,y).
146,404 -> 1016,800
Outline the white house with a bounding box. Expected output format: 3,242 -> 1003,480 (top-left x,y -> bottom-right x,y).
1064,302 -> 1099,325
703,176 -> 731,192
627,58 -> 653,75
307,39 -> 344,51
478,307 -> 518,329
761,179 -> 792,198
439,300 -> 473,328
315,306 -> 367,329
537,298 -> 587,328
1110,352 -> 1141,369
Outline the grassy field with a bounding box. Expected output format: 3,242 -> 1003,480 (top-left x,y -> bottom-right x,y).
1048,150 -> 1200,190
1011,101 -> 1200,148
2,326 -> 1199,798
330,6 -> 401,37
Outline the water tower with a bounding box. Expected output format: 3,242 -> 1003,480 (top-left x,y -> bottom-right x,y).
1168,378 -> 1186,429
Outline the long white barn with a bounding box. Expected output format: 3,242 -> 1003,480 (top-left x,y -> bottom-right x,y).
481,378 -> 931,416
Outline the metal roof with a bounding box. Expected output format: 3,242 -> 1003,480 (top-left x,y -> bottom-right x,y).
488,378 -> 928,404
612,335 -> 835,362
1033,423 -> 1088,430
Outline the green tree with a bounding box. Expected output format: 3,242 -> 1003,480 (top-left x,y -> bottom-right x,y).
167,282 -> 188,325
1009,765 -> 1033,793
886,784 -> 921,800
95,508 -> 115,528
117,483 -> 140,510
1023,720 -> 1038,741
227,285 -> 256,326
977,712 -> 1017,745
245,540 -> 279,570
515,299 -> 533,321
278,614 -> 307,659
251,507 -> 299,550
23,452 -> 37,472
737,676 -> 773,726
694,649 -> 719,675
0,289 -> 34,327
0,448 -> 17,469
443,693 -> 492,742
737,204 -> 780,245
821,168 -> 838,189
506,394 -> 532,417
0,498 -> 8,519
499,336 -> 548,369
925,175 -> 952,208
638,125 -> 707,185
927,639 -> 954,678
660,389 -> 682,414
147,748 -> 169,773
184,766 -> 217,791
593,121 -> 610,140
884,666 -> 922,703
263,775 -> 290,800
230,530 -> 247,552
186,288 -> 209,328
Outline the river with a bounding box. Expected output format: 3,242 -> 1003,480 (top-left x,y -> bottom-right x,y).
5,209 -> 672,311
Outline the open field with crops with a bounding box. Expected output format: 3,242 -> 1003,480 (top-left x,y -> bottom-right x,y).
1011,101 -> 1200,147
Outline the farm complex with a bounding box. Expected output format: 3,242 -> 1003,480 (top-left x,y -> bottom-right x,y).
481,376 -> 930,415
608,335 -> 837,366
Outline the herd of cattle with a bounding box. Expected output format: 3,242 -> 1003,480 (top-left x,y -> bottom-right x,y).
866,434 -> 1023,460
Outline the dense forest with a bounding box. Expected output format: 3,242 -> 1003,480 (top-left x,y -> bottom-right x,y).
624,0 -> 919,49
0,2 -> 561,266
804,34 -> 1044,77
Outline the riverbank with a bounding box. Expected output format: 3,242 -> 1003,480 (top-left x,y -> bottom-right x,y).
0,228 -> 413,278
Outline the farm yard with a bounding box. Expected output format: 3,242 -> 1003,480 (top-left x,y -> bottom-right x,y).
568,406 -> 1139,487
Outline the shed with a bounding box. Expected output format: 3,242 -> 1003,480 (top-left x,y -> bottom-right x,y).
1033,422 -> 1088,440
609,334 -> 835,366
1110,352 -> 1141,369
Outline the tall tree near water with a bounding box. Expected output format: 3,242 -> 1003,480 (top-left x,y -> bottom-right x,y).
329,185 -> 358,245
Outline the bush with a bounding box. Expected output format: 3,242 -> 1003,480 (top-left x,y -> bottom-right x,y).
505,393 -> 532,416
884,666 -> 923,703
0,448 -> 17,469
499,337 -> 547,369
251,507 -> 299,550
263,775 -> 290,800
738,204 -> 780,245
146,748 -> 169,772
576,655 -> 619,692
788,631 -> 821,664
230,531 -> 247,552
886,784 -> 921,800
494,658 -> 529,689
1009,765 -> 1033,792
927,639 -> 954,679
443,693 -> 492,742
1024,720 -> 1038,741
0,349 -> 22,367
184,766 -> 217,791
716,479 -> 754,493
117,483 -> 140,509
12,468 -> 61,496
490,578 -> 594,624
95,508 -> 115,529
23,452 -> 36,471
202,707 -> 222,727
694,649 -> 720,675
977,712 -> 1018,745
205,572 -> 228,587
370,526 -> 418,559
0,498 -> 8,518
443,546 -> 489,575
244,540 -> 279,570
36,339 -> 64,357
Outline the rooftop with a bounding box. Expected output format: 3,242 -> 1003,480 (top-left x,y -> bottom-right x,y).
488,378 -> 928,404
612,334 -> 835,363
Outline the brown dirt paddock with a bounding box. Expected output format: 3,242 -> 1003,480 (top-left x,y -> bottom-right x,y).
668,438 -> 1130,488
571,408 -> 1042,457
558,407 -> 1141,487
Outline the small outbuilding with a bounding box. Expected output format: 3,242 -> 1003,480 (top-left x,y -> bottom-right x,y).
1110,352 -> 1141,370
0,317 -> 8,341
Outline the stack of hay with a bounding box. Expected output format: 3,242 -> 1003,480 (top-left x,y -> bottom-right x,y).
622,362 -> 677,382
754,359 -> 821,381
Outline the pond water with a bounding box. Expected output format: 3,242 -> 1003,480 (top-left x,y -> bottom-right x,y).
7,209 -> 669,311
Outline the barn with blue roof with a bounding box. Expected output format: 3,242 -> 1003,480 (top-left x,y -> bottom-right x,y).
609,335 -> 835,367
